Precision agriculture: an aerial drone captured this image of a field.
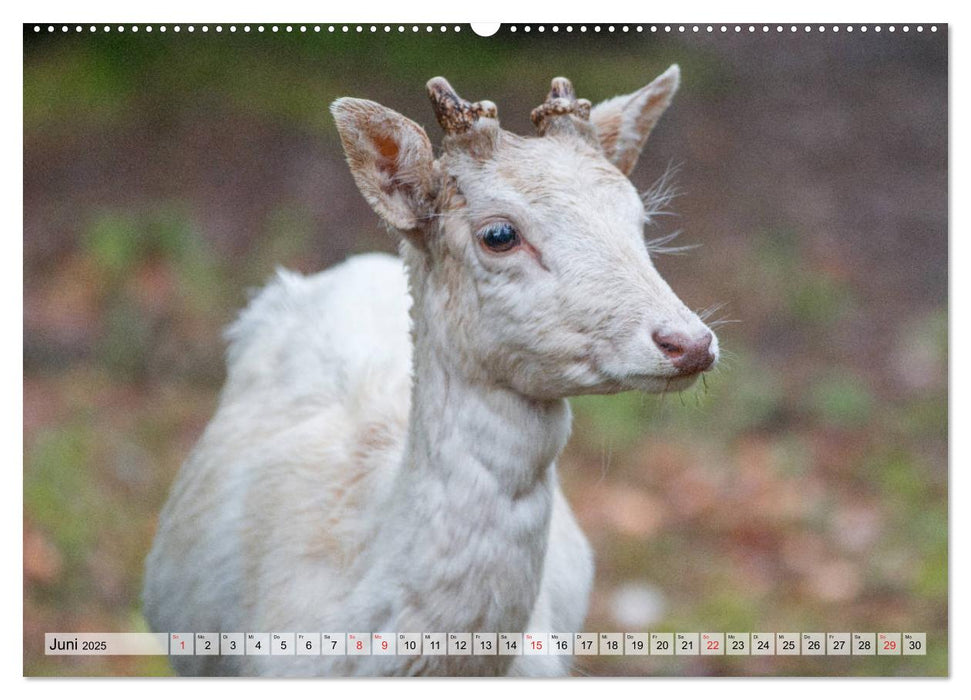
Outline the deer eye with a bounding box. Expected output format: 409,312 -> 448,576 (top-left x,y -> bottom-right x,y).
478,222 -> 520,253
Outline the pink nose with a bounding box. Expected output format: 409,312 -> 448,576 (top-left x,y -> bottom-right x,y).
652,330 -> 715,375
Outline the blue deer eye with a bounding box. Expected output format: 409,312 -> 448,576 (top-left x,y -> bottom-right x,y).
479,222 -> 520,253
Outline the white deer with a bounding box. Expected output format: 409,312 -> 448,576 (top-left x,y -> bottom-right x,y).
143,65 -> 718,676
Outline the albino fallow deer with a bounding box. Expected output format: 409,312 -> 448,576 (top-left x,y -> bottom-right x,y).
143,65 -> 718,676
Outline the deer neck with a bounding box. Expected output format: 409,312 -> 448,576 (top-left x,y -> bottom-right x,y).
368,256 -> 572,636
405,313 -> 571,502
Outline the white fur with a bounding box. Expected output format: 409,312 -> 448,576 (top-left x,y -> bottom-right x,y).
143,69 -> 715,677
143,253 -> 593,676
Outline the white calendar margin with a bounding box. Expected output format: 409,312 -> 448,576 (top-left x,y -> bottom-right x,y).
8,0 -> 963,698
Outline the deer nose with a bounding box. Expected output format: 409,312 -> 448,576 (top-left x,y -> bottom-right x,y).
652,330 -> 715,374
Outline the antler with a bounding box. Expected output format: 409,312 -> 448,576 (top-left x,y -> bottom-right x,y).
427,77 -> 498,135
530,77 -> 596,141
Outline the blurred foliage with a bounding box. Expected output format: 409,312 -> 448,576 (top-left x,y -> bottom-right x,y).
23,26 -> 946,677
808,372 -> 874,427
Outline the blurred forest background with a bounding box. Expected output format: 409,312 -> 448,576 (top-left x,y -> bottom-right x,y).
23,24 -> 947,676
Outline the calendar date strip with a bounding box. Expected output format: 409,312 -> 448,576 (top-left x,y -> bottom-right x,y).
46,632 -> 927,656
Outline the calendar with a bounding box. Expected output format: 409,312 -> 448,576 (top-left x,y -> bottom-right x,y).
44,631 -> 927,657
23,17 -> 948,682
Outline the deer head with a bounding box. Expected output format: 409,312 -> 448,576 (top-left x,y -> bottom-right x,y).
331,66 -> 718,400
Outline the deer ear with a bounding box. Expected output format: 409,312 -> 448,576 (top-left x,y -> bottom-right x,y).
590,64 -> 680,176
331,98 -> 436,238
